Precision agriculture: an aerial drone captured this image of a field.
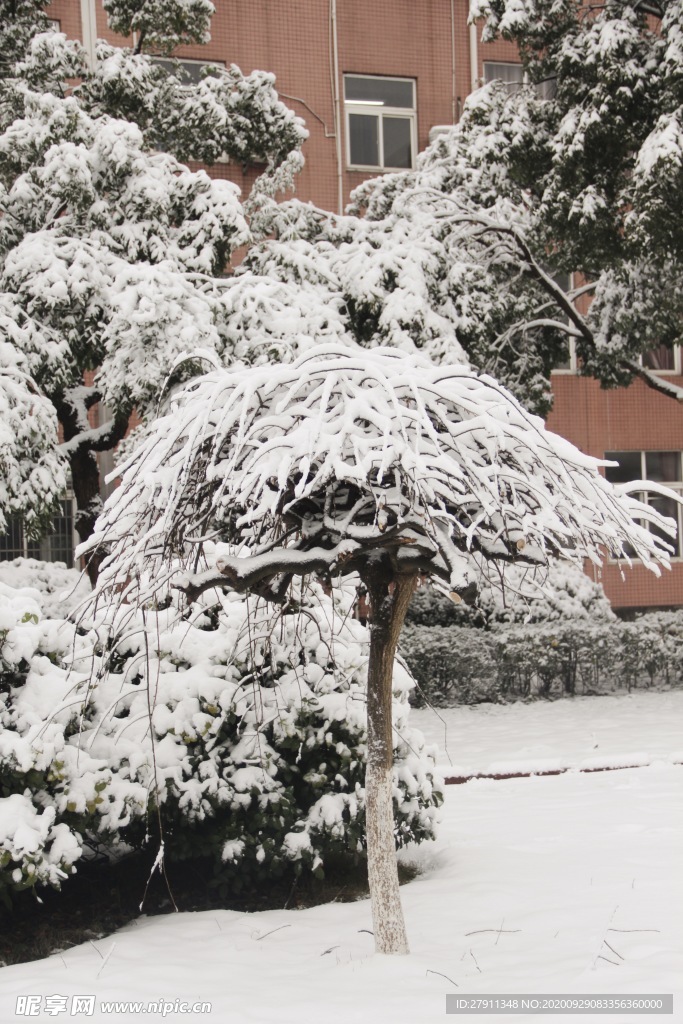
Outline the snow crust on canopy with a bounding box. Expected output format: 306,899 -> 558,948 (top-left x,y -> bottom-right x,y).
85,345 -> 675,611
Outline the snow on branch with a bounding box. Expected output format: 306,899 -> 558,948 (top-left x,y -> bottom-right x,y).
83,346 -> 677,611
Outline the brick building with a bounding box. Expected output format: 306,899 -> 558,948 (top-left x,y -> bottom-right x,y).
28,0 -> 683,610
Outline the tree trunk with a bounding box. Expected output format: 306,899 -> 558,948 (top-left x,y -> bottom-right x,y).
69,446 -> 104,587
58,399 -> 104,587
363,569 -> 416,955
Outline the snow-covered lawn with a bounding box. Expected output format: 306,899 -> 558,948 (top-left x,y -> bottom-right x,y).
1,694 -> 680,1023
410,690 -> 683,777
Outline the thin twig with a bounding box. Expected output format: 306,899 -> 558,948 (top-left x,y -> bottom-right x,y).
426,969 -> 459,987
465,929 -> 521,936
603,940 -> 624,961
255,924 -> 291,941
95,943 -> 117,979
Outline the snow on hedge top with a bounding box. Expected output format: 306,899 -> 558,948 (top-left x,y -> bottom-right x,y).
86,346 -> 675,603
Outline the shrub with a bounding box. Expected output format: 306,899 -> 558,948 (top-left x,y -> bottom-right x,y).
0,581 -> 85,904
403,613 -> 682,707
0,576 -> 442,897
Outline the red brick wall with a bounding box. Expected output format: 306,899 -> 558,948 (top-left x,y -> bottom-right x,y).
548,374 -> 683,609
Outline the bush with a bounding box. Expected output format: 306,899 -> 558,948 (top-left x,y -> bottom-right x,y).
0,581 -> 85,904
402,613 -> 683,707
0,576 -> 442,899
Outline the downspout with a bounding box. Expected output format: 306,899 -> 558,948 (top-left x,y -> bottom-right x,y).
330,0 -> 344,215
469,21 -> 479,94
450,0 -> 457,122
79,0 -> 98,70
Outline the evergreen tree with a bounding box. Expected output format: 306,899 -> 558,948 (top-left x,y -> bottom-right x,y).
0,1 -> 305,572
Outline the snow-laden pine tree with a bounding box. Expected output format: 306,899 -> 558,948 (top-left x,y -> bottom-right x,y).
0,0 -> 305,574
83,345 -> 676,954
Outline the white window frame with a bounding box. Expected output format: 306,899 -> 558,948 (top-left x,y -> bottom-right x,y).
605,450 -> 683,562
344,74 -> 417,172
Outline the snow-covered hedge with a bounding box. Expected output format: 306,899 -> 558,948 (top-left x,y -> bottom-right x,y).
403,613 -> 683,707
0,575 -> 442,898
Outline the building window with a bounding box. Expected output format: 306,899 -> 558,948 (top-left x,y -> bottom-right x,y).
483,62 -> 523,95
344,75 -> 416,171
46,18 -> 61,31
641,345 -> 680,374
605,451 -> 683,558
0,495 -> 76,566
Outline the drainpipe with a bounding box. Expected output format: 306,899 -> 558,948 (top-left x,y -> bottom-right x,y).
450,0 -> 457,122
330,0 -> 344,215
469,21 -> 479,94
80,0 -> 98,70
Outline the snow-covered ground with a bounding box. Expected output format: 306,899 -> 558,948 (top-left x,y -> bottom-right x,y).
0,693 -> 680,1023
410,690 -> 683,777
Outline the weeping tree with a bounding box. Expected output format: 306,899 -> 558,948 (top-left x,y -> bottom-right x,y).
84,345 -> 675,954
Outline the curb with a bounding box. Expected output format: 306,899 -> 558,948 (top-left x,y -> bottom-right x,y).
444,760 -> 683,785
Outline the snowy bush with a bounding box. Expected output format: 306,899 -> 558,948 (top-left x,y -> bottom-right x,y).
68,582 -> 442,886
0,582 -> 85,902
401,625 -> 500,705
0,558 -> 89,620
0,576 -> 441,896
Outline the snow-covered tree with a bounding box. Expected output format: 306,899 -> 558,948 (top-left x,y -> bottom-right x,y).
83,345 -> 676,953
0,1 -> 305,574
459,0 -> 683,402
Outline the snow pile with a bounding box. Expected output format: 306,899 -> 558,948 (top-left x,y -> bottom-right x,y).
0,558 -> 89,619
410,690 -> 683,777
0,761 -> 679,1022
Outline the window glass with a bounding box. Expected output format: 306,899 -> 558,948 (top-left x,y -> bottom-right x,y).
0,499 -> 75,565
536,77 -> 558,100
0,517 -> 24,560
645,451 -> 681,482
646,494 -> 681,556
483,63 -> 523,94
604,451 -> 642,485
344,77 -> 414,107
349,113 -> 380,166
642,345 -> 676,371
382,116 -> 412,168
